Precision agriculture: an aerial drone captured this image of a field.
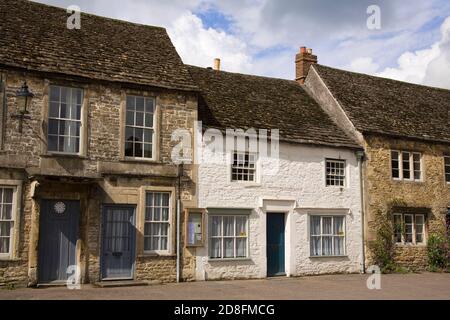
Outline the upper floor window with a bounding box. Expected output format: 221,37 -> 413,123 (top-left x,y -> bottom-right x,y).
125,96 -> 155,160
48,86 -> 83,154
391,151 -> 422,181
444,155 -> 450,183
393,213 -> 425,245
0,187 -> 14,255
326,159 -> 346,187
231,152 -> 257,182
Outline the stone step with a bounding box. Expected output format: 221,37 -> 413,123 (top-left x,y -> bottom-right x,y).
94,280 -> 152,288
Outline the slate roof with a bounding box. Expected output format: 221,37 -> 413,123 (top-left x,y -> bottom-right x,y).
313,64 -> 450,143
0,0 -> 197,91
187,65 -> 360,148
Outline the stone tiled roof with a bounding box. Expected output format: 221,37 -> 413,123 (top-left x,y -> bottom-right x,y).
0,0 -> 197,91
187,65 -> 360,148
313,64 -> 450,143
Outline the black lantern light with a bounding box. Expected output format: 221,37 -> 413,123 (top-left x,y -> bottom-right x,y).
12,81 -> 34,133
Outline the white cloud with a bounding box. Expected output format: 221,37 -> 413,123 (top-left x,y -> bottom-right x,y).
347,57 -> 380,74
168,12 -> 253,72
345,16 -> 450,89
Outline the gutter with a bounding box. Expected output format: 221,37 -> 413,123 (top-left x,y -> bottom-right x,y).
176,164 -> 183,283
356,150 -> 366,273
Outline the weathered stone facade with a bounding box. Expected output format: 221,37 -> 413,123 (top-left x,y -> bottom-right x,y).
363,135 -> 450,270
0,68 -> 198,286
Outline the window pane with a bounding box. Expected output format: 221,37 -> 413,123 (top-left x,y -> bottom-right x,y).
211,216 -> 221,237
1,204 -> 12,220
322,217 -> 332,234
48,135 -> 58,151
50,86 -> 60,102
402,152 -> 411,179
136,112 -> 144,126
210,238 -> 221,258
334,236 -> 344,255
145,98 -> 154,113
223,216 -> 234,236
333,217 -> 344,235
236,216 -> 246,236
126,96 -> 135,111
311,216 -> 321,235
404,215 -> 413,224
0,237 -> 10,254
224,238 -> 234,258
49,102 -> 59,117
311,236 -> 321,256
393,215 -> 402,243
322,236 -> 332,255
3,189 -> 13,204
160,237 -> 168,250
236,238 -> 246,257
126,111 -> 134,126
135,97 -> 145,112
0,221 -> 11,237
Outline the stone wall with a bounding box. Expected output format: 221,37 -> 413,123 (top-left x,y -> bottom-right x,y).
364,135 -> 450,270
0,68 -> 198,286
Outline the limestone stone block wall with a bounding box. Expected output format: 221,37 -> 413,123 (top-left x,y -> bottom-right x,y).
0,68 -> 198,286
364,135 -> 450,270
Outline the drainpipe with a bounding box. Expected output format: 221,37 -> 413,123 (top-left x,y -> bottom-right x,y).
176,164 -> 183,283
356,150 -> 366,273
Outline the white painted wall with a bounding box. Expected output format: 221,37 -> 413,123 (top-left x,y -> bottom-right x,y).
196,142 -> 363,280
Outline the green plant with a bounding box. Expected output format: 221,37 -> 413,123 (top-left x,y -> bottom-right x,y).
368,210 -> 398,273
427,233 -> 448,271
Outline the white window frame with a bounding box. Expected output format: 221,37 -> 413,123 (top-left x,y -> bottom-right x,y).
230,151 -> 258,183
444,155 -> 450,184
391,150 -> 422,182
309,215 -> 346,257
0,180 -> 21,260
124,95 -> 157,161
393,213 -> 426,245
47,85 -> 84,155
143,191 -> 172,255
209,215 -> 249,260
325,158 -> 346,187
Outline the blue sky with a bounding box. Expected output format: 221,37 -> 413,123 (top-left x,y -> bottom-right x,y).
33,0 -> 450,88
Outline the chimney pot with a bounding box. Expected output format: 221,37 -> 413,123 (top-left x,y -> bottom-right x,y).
214,58 -> 221,71
295,46 -> 317,85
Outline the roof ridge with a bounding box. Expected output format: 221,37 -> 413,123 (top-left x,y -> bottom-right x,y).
186,64 -> 297,84
26,0 -> 167,31
314,64 -> 450,93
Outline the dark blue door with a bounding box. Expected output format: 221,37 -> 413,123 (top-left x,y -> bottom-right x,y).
267,213 -> 285,276
38,200 -> 80,283
101,205 -> 136,280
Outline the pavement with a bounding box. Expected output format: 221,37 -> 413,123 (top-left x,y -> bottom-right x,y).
0,273 -> 449,300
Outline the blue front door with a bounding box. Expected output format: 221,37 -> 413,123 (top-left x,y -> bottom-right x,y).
267,213 -> 285,276
38,200 -> 80,283
101,205 -> 136,280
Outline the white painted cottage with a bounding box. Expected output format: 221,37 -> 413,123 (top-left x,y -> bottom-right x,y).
187,57 -> 365,280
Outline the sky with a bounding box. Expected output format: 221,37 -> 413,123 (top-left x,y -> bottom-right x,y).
33,0 -> 450,89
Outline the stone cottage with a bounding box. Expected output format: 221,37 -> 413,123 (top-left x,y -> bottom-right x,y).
187,61 -> 365,280
304,56 -> 450,270
0,0 -> 198,286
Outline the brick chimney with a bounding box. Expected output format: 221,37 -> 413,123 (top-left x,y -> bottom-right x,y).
295,47 -> 317,84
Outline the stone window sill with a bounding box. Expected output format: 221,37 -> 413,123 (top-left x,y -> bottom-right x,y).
394,243 -> 427,247
138,253 -> 176,258
208,258 -> 252,262
120,158 -> 162,165
41,153 -> 87,160
309,255 -> 348,259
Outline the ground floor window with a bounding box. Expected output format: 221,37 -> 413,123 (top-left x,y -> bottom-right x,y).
209,215 -> 248,259
0,187 -> 14,255
144,192 -> 171,252
310,215 -> 346,256
393,213 -> 426,245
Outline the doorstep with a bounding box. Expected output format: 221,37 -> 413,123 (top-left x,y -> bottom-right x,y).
94,280 -> 154,288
